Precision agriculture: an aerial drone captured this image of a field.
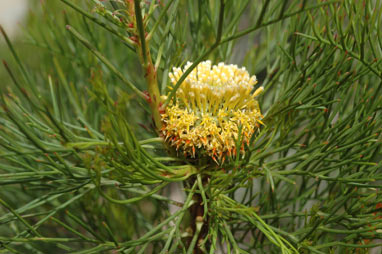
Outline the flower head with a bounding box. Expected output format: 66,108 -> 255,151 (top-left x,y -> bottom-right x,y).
161,61 -> 263,164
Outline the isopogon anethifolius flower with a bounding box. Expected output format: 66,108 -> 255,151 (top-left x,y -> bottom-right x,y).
161,61 -> 264,164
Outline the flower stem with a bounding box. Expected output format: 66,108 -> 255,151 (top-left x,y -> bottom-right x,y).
188,175 -> 209,253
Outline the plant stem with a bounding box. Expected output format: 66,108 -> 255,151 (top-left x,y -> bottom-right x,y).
128,0 -> 162,130
188,175 -> 209,253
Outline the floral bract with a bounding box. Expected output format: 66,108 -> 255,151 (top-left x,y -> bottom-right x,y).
161,61 -> 263,164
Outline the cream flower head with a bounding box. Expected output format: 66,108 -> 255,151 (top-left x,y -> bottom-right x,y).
161,61 -> 263,164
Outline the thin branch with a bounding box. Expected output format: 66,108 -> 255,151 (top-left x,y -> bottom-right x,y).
134,0 -> 148,65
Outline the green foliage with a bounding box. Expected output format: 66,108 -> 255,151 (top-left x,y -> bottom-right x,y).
0,0 -> 381,253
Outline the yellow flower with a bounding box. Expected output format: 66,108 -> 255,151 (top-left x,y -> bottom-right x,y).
161,61 -> 263,164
